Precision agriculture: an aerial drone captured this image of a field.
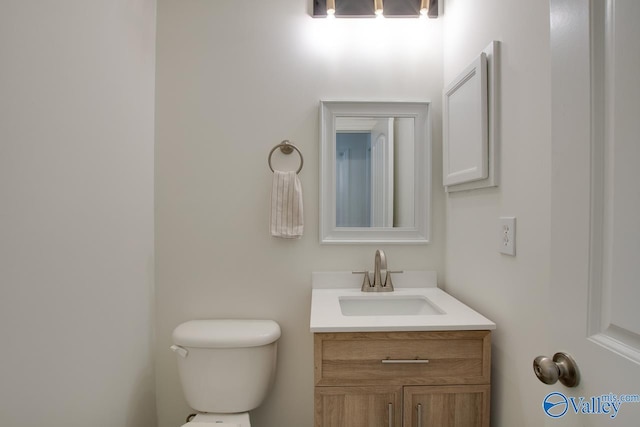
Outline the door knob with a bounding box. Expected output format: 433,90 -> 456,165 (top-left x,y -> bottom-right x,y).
533,352 -> 580,387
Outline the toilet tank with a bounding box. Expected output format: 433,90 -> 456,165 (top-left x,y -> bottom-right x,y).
171,319 -> 281,413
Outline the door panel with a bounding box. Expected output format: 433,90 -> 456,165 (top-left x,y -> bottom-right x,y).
586,0 -> 640,358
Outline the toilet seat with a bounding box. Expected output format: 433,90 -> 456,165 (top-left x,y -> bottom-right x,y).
180,412 -> 250,427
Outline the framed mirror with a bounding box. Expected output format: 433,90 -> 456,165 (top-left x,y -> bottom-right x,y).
320,101 -> 431,244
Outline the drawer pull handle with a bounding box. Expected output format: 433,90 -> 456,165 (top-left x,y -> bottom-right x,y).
381,358 -> 430,364
388,402 -> 393,427
417,403 -> 423,427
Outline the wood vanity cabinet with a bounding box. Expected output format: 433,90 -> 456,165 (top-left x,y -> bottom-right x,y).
313,331 -> 491,427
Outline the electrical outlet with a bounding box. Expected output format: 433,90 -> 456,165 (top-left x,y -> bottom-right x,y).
499,217 -> 516,256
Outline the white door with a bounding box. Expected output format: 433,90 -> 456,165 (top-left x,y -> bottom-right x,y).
546,0 -> 640,424
370,118 -> 394,227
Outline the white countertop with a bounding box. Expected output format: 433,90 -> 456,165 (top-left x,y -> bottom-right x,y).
309,271 -> 496,333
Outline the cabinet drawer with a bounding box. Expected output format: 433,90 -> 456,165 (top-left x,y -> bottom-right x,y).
314,331 -> 491,386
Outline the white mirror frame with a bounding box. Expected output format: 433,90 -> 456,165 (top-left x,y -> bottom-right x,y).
319,101 -> 431,244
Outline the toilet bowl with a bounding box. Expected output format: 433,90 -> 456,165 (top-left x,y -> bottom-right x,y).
171,319 -> 280,427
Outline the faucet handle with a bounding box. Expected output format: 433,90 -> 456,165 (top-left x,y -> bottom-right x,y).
383,270 -> 403,290
352,271 -> 372,291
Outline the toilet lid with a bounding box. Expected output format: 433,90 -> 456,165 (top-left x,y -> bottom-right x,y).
173,319 -> 280,348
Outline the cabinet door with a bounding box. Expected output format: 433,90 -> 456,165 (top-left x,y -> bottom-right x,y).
403,385 -> 490,427
315,386 -> 402,427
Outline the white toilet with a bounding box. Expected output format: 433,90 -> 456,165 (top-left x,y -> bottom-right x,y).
170,319 -> 281,427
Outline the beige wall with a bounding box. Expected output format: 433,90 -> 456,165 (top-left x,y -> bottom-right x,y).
154,1 -> 444,426
0,0 -> 563,425
442,0 -> 552,425
0,1 -> 157,426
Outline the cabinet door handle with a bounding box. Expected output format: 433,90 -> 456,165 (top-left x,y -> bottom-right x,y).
417,403 -> 423,427
388,402 -> 393,427
381,359 -> 430,364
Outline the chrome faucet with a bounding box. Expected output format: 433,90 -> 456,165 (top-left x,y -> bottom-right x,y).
354,249 -> 397,292
372,249 -> 387,288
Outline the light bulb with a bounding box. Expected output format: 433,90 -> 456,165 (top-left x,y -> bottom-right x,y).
420,0 -> 429,16
327,0 -> 336,16
374,0 -> 383,16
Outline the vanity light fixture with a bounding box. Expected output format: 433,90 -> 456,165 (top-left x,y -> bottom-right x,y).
374,0 -> 384,16
326,0 -> 336,16
313,0 -> 438,19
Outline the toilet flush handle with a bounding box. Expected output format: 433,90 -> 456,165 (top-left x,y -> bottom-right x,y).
170,345 -> 188,358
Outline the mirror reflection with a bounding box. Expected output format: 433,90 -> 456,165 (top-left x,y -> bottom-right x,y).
335,117 -> 414,228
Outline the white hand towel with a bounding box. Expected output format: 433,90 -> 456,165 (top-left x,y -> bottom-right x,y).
270,170 -> 304,238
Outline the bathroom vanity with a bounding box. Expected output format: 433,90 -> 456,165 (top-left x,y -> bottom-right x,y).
310,272 -> 495,427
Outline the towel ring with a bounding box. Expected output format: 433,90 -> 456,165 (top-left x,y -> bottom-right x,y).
268,140 -> 304,174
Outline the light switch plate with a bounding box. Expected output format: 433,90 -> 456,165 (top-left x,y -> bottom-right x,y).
499,217 -> 516,256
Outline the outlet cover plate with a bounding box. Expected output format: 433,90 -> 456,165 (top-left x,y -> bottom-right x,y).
499,217 -> 516,256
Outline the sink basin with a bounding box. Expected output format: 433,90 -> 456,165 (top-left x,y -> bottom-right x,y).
339,295 -> 445,316
309,271 -> 496,332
